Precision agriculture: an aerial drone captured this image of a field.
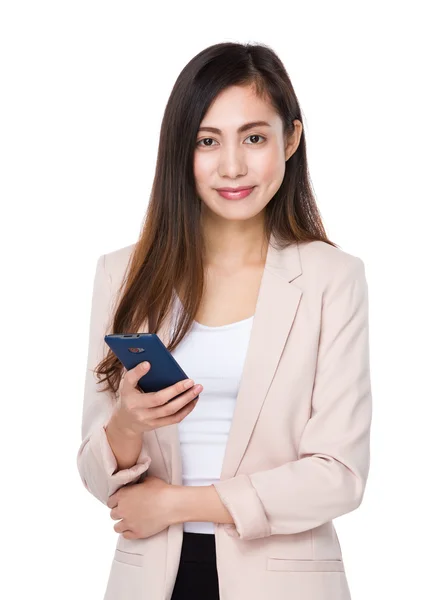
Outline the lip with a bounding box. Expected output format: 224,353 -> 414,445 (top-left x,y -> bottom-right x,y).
216,186 -> 255,192
216,186 -> 256,200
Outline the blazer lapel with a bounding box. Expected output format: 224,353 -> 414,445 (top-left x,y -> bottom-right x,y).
149,234 -> 303,485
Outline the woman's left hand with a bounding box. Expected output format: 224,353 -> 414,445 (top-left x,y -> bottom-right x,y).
107,475 -> 176,540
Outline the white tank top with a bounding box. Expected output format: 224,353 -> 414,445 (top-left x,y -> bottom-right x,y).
170,292 -> 254,534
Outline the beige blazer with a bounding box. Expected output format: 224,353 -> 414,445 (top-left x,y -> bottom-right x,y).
77,234 -> 372,600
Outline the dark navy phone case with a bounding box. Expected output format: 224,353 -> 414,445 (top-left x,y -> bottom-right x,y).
104,333 -> 194,402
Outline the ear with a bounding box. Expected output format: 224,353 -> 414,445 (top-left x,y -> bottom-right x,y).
285,119 -> 303,161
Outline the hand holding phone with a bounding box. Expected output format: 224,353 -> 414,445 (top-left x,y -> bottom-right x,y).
113,361 -> 203,436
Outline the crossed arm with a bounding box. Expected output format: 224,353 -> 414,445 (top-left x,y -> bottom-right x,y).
166,483 -> 235,526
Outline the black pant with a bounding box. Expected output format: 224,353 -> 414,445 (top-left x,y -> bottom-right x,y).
171,532 -> 220,599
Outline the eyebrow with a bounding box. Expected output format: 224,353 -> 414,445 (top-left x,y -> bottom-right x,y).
198,120 -> 272,134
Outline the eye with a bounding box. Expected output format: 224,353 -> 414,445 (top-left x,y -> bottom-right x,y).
244,134 -> 266,145
196,134 -> 267,147
196,137 -> 219,147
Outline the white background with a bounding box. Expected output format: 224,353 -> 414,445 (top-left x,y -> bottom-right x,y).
1,1 -> 440,598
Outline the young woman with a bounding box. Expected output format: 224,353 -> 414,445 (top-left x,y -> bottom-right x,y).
77,42 -> 372,600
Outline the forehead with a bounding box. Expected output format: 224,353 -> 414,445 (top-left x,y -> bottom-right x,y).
199,85 -> 278,130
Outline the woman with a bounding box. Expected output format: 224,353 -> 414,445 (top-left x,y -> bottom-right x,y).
77,42 -> 372,600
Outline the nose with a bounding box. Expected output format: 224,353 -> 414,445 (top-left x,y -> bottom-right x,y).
217,145 -> 247,179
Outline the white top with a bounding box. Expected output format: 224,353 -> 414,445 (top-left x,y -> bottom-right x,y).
170,293 -> 254,534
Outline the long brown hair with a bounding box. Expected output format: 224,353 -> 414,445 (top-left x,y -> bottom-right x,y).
95,41 -> 339,398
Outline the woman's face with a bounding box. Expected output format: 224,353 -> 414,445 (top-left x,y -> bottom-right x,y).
194,84 -> 302,224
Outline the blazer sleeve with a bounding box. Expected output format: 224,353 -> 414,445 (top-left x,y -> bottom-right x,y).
212,256 -> 372,540
76,254 -> 152,505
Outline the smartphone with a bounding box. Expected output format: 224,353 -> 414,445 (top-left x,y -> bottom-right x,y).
104,333 -> 197,402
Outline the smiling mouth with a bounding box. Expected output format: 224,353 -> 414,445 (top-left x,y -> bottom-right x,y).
216,186 -> 255,192
215,187 -> 256,200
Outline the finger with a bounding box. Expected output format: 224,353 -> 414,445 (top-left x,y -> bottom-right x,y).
107,495 -> 119,509
124,361 -> 151,391
151,395 -> 199,427
149,384 -> 201,418
114,520 -> 127,534
110,508 -> 121,520
152,377 -> 195,407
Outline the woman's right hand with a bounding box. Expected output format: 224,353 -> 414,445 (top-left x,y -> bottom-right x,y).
112,361 -> 203,435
